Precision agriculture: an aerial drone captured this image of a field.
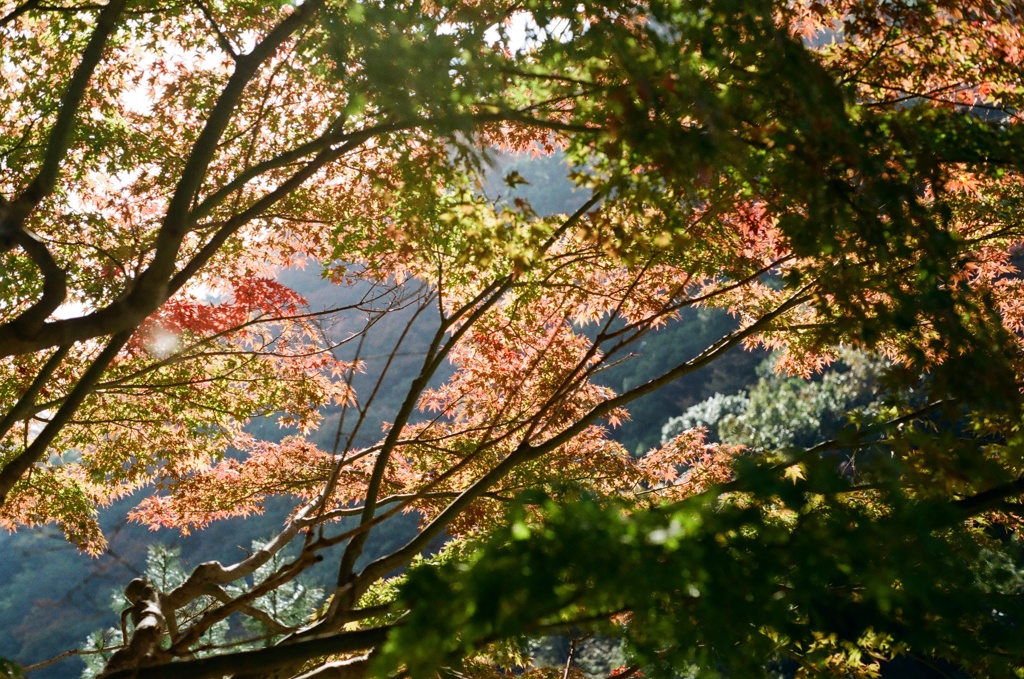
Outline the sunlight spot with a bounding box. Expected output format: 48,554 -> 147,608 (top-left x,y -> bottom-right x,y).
146,325 -> 181,358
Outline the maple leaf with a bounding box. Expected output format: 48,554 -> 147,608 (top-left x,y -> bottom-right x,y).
783,463 -> 807,484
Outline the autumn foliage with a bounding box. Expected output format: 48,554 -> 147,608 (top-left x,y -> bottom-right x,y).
1,0 -> 1024,677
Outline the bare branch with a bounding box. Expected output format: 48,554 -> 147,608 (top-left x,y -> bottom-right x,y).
0,0 -> 42,27
20,643 -> 118,673
100,626 -> 388,679
201,583 -> 295,635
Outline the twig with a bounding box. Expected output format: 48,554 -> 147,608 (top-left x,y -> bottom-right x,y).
22,644 -> 118,673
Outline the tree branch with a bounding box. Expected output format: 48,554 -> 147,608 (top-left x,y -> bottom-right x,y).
194,0 -> 237,59
100,626 -> 389,679
200,583 -> 295,636
955,476 -> 1024,519
0,343 -> 68,441
20,0 -> 127,206
335,289 -> 811,600
0,329 -> 131,504
0,0 -> 42,28
0,0 -> 127,332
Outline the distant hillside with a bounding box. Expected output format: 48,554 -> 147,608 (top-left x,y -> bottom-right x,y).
0,151 -> 764,676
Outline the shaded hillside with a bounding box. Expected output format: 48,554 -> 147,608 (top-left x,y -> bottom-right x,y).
0,152 -> 765,676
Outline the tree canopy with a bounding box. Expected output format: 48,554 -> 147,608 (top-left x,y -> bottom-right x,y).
1,0 -> 1024,677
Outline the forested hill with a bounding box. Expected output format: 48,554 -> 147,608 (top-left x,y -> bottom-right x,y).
0,150 -> 763,677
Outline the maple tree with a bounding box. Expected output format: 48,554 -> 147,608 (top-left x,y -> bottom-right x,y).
1,0 -> 1024,677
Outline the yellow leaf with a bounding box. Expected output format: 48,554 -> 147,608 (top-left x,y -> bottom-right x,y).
784,464 -> 806,484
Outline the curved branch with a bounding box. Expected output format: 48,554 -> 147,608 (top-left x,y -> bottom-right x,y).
100,626 -> 388,679
6,228 -> 68,334
0,0 -> 324,356
0,343 -> 68,441
0,101 -> 596,360
0,0 -> 127,330
0,0 -> 42,27
201,583 -> 295,636
165,500 -> 317,608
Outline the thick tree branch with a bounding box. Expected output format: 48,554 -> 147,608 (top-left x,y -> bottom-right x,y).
100,626 -> 389,679
0,122 -> 415,361
0,104 -> 590,360
168,547 -> 316,654
5,228 -> 68,334
0,0 -> 42,27
0,329 -> 131,504
165,500 -> 320,609
102,579 -> 170,675
0,343 -> 68,441
135,0 -> 327,302
955,476 -> 1024,519
0,0 -> 127,333
19,0 -> 127,206
0,0 -> 318,355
